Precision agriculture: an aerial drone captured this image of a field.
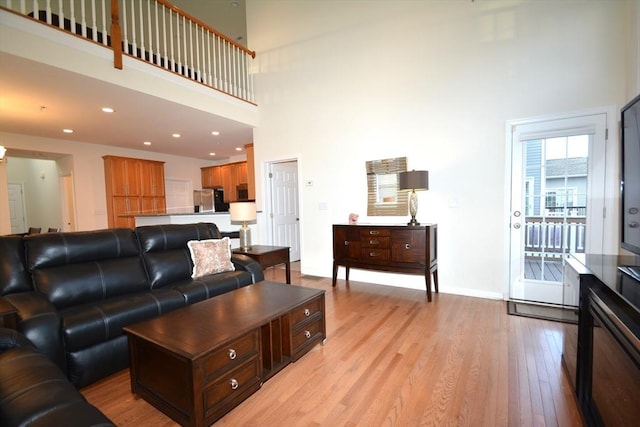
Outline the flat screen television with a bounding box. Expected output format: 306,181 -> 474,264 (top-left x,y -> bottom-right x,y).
621,93 -> 640,255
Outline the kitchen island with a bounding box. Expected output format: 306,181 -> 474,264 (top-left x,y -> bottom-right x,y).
134,212 -> 265,247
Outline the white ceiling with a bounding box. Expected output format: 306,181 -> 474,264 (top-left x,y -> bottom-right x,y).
0,1 -> 252,162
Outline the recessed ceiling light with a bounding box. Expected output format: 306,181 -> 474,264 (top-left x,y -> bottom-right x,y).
211,131 -> 220,136
209,152 -> 216,156
62,129 -> 74,134
172,133 -> 181,138
101,107 -> 115,113
235,147 -> 242,151
143,141 -> 152,146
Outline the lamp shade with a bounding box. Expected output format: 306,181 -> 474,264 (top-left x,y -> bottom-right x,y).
229,201 -> 257,222
0,146 -> 6,160
399,170 -> 429,191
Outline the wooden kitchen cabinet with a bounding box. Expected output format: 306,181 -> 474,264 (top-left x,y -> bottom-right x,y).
202,161 -> 249,202
104,156 -> 166,228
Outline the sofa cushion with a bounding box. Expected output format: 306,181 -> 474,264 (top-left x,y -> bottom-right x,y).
0,236 -> 31,296
61,289 -> 186,352
136,223 -> 221,288
187,237 -> 234,278
0,347 -> 115,427
32,257 -> 149,309
25,229 -> 148,309
172,270 -> 255,304
25,228 -> 140,269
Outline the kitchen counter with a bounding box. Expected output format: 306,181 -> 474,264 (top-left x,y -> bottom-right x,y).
133,212 -> 266,247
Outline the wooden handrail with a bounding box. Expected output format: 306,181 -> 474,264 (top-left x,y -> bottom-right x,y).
111,0 -> 122,69
155,0 -> 256,59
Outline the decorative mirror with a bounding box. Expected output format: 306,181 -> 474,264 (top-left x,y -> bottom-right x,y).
366,157 -> 408,216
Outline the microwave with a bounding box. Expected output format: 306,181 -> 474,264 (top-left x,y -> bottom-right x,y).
237,184 -> 249,201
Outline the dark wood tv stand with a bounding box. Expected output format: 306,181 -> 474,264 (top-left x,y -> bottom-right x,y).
332,224 -> 438,301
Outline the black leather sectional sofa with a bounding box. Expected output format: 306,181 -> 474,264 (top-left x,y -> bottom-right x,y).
0,328 -> 116,426
0,222 -> 264,390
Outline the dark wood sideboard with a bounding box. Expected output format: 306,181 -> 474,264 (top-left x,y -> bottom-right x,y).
332,224 -> 438,301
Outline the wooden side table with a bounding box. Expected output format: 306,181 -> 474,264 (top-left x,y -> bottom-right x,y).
232,245 -> 291,284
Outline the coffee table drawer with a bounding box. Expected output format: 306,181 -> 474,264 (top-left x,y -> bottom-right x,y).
203,356 -> 262,418
203,329 -> 259,381
291,316 -> 324,358
290,296 -> 323,326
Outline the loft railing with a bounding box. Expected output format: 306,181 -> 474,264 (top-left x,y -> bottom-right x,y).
0,0 -> 256,104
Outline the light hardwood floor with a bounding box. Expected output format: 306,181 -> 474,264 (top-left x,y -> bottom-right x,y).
82,265 -> 584,426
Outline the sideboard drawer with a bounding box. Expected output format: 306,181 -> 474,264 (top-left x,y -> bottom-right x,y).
203,329 -> 260,382
391,230 -> 426,264
360,228 -> 390,238
361,249 -> 390,262
361,236 -> 390,248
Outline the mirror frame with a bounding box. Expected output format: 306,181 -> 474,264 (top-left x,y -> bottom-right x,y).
366,157 -> 408,216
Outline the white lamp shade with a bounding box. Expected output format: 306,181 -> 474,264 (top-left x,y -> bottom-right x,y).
229,202 -> 257,222
0,146 -> 6,160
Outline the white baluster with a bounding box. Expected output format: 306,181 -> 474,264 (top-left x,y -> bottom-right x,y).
169,7 -> 175,71
154,2 -> 160,65
130,1 -> 137,55
188,21 -> 194,79
31,0 -> 36,19
146,0 -> 153,63
45,0 -> 51,25
100,0 -> 106,45
80,0 -> 87,37
206,30 -> 212,86
137,0 -> 144,59
90,0 -> 97,42
175,13 -> 182,74
182,15 -> 187,76
122,0 -> 129,54
162,3 -> 168,69
69,0 -> 75,35
57,0 -> 63,30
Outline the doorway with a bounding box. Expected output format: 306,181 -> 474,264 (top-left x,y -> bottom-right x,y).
266,160 -> 301,262
8,182 -> 26,234
508,113 -> 607,306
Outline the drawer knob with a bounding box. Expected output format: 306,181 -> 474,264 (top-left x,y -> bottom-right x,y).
369,252 -> 379,257
304,308 -> 310,317
405,243 -> 411,249
228,349 -> 237,360
370,239 -> 379,245
304,330 -> 311,339
230,378 -> 239,390
369,230 -> 380,235
344,241 -> 349,246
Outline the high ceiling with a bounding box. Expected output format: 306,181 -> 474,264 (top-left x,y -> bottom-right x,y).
0,0 -> 252,162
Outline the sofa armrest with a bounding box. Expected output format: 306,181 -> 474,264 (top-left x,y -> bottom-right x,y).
0,328 -> 34,352
2,292 -> 66,373
231,254 -> 265,283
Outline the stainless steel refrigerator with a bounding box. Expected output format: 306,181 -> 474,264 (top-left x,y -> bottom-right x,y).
194,188 -> 227,212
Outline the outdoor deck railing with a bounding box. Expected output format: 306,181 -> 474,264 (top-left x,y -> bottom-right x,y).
0,0 -> 256,103
524,216 -> 586,259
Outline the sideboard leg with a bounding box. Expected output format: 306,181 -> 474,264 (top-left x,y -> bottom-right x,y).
332,262 -> 338,287
425,273 -> 432,302
433,267 -> 439,293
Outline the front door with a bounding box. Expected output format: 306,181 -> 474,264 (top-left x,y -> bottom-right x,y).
509,113 -> 606,306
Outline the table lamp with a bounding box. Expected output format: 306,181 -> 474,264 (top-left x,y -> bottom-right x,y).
399,170 -> 429,226
229,201 -> 257,249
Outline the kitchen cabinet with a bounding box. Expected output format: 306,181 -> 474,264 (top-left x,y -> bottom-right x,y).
104,156 -> 166,228
201,161 -> 250,202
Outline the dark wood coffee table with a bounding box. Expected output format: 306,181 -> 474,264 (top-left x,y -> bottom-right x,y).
123,281 -> 325,427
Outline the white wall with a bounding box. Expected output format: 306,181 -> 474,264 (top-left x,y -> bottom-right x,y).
6,157 -> 62,232
246,0 -> 637,298
0,132 -> 216,231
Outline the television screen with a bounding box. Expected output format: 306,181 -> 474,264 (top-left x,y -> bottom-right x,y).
621,94 -> 640,255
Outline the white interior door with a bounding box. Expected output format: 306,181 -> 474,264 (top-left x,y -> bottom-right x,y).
509,113 -> 606,306
8,182 -> 26,233
268,161 -> 301,261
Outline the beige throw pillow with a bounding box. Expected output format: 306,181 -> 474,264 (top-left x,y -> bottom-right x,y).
187,237 -> 235,278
